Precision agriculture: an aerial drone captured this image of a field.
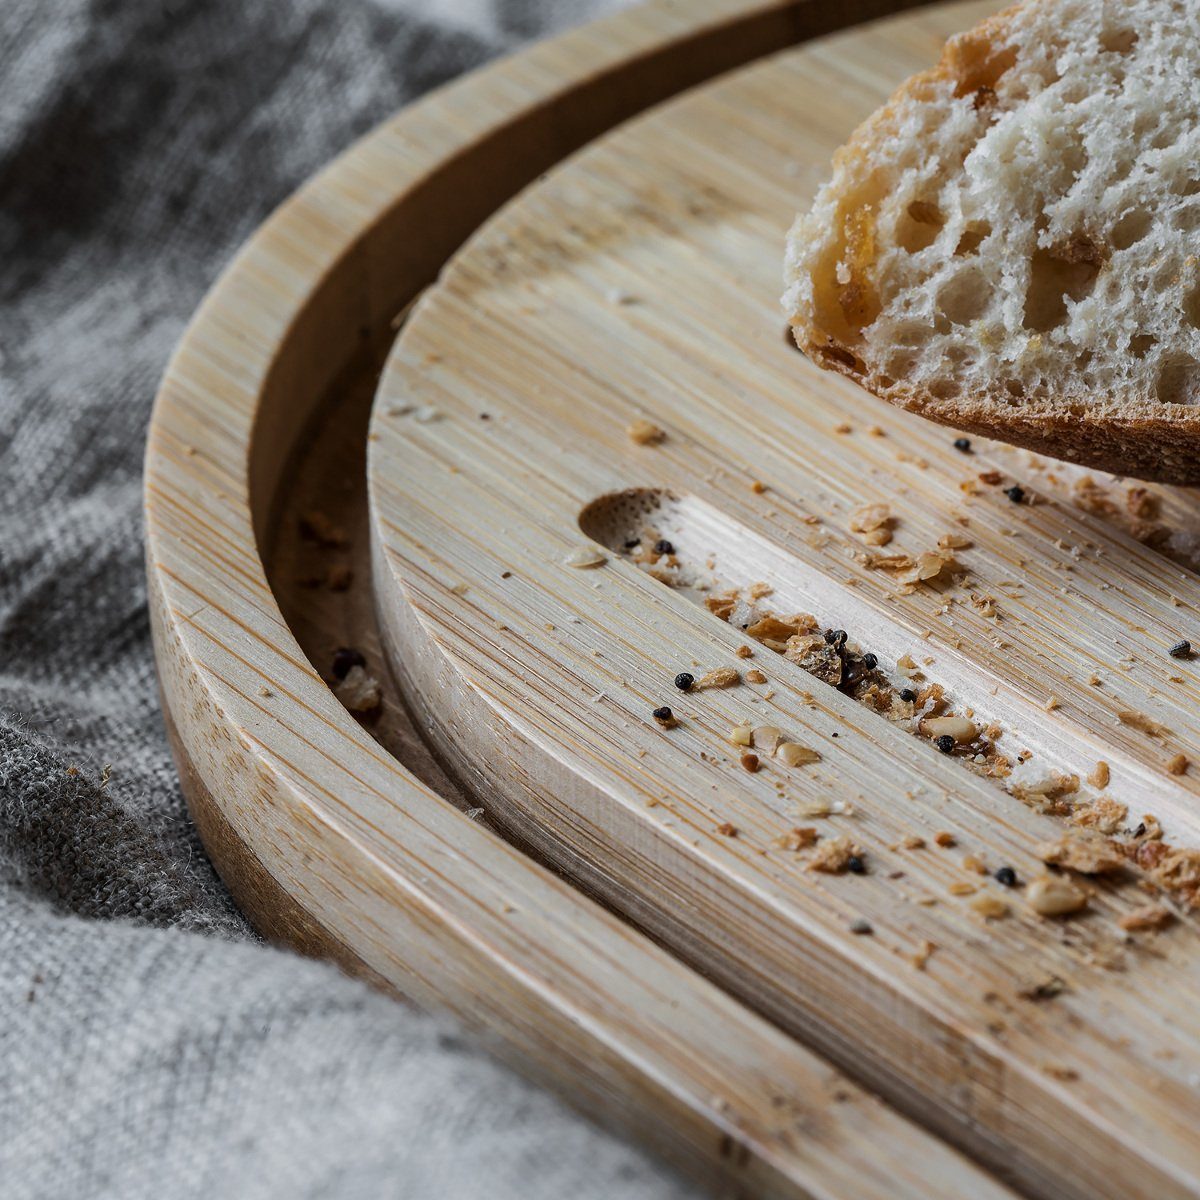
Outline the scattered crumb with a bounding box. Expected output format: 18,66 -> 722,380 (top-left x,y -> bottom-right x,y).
898,834 -> 925,850
1118,904 -> 1173,932
1043,695 -> 1061,712
697,666 -> 741,689
1041,1063 -> 1079,1082
835,422 -> 852,434
1166,752 -> 1189,777
970,894 -> 1009,920
754,726 -> 784,753
334,665 -> 381,714
1038,834 -> 1126,875
807,835 -> 862,874
772,827 -> 818,851
947,881 -> 977,897
849,918 -> 873,936
1117,709 -> 1172,738
1072,795 -> 1127,835
740,753 -> 761,773
934,831 -> 956,848
962,854 -> 988,875
299,509 -> 347,548
911,939 -> 936,970
729,723 -> 754,748
746,668 -> 768,685
1088,761 -> 1110,789
627,418 -> 665,445
257,686 -> 272,698
735,644 -> 754,659
750,480 -> 767,494
715,822 -> 738,837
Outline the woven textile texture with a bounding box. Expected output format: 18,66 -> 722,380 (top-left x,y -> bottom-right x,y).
0,1 -> 695,1196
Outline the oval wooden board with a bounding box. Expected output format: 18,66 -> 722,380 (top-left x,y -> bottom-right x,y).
369,4 -> 1200,1200
145,2 -> 1021,1199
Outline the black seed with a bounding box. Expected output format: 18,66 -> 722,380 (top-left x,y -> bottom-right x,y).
994,866 -> 1018,888
674,672 -> 695,691
1003,485 -> 1026,504
479,412 -> 491,420
953,437 -> 972,453
624,538 -> 640,550
934,734 -> 956,754
654,538 -> 674,555
899,688 -> 916,702
652,706 -> 673,721
862,652 -> 878,670
846,855 -> 866,875
1169,639 -> 1192,659
824,629 -> 848,650
849,917 -> 873,935
1134,822 -> 1147,839
332,647 -> 365,680
831,732 -> 839,738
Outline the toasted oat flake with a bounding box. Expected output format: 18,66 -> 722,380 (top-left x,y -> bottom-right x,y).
1027,875 -> 1088,917
729,724 -> 754,747
850,503 -> 891,533
776,742 -> 821,767
697,666 -> 740,690
563,545 -> 607,569
920,715 -> 978,744
627,418 -> 665,445
754,726 -> 784,753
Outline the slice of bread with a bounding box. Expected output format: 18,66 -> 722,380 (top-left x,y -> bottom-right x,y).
784,0 -> 1200,483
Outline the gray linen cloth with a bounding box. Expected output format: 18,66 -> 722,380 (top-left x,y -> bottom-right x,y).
0,2 -> 695,1196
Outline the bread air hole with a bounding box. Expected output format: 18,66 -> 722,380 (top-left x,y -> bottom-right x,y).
938,270 -> 989,325
1023,247 -> 1101,332
1172,178 -> 1200,197
1157,357 -> 1200,405
896,200 -> 943,253
1183,283 -> 1200,329
947,33 -> 1018,102
954,221 -> 991,256
1100,27 -> 1138,54
1130,334 -> 1158,358
1111,208 -> 1152,249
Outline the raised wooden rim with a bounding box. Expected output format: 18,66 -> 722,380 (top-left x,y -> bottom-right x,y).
144,4 -> 1015,1197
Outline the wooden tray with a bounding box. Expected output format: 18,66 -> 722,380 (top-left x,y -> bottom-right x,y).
146,2 -> 1200,1197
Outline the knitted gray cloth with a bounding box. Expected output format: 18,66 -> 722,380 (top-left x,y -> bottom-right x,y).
0,2 -> 693,1196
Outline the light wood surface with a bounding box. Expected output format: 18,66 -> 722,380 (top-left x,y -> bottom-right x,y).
369,4 -> 1200,1199
145,2 -> 1019,1198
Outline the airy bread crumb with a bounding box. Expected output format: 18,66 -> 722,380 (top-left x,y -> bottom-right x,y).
784,0 -> 1200,482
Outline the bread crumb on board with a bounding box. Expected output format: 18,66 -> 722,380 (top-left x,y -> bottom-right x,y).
627,418 -> 665,445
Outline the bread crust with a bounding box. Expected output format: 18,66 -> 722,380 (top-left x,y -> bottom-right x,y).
786,2 -> 1200,485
